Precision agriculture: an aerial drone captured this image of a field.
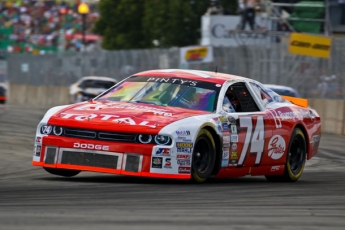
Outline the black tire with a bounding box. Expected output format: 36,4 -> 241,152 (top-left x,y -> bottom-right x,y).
191,129 -> 216,183
43,167 -> 81,177
0,100 -> 4,104
266,128 -> 307,182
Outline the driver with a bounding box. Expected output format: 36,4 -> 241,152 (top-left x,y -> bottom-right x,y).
223,91 -> 239,113
223,95 -> 236,113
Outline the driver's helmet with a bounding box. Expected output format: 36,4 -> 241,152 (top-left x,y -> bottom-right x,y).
223,96 -> 236,113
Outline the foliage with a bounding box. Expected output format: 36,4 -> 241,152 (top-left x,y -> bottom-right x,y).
94,0 -> 237,50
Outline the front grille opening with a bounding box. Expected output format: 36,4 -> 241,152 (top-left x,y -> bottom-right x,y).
45,147 -> 57,164
99,132 -> 137,142
61,151 -> 118,169
125,155 -> 140,172
64,129 -> 97,139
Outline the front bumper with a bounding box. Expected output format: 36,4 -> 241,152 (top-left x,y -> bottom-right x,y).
32,135 -> 191,179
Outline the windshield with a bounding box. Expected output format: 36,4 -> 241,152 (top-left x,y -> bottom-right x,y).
96,76 -> 220,112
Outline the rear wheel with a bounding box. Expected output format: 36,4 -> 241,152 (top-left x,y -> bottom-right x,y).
43,167 -> 81,177
191,129 -> 216,183
265,128 -> 307,182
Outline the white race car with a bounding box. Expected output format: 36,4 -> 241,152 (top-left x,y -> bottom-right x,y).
70,76 -> 117,103
34,69 -> 321,183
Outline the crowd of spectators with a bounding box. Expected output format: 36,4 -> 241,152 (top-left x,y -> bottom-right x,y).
0,0 -> 100,54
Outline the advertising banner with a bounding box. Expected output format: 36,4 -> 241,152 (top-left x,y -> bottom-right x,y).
179,45 -> 214,67
288,33 -> 332,59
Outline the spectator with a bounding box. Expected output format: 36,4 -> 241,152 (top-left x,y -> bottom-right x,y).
0,0 -> 100,54
339,0 -> 345,25
204,0 -> 224,16
239,0 -> 261,30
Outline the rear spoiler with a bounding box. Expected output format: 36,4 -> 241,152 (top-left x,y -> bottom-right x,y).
281,96 -> 308,108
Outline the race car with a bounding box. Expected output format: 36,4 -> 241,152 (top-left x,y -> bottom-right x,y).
0,82 -> 7,104
33,69 -> 321,183
69,76 -> 117,103
264,84 -> 301,97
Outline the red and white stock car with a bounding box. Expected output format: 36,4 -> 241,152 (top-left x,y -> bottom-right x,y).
32,69 -> 321,182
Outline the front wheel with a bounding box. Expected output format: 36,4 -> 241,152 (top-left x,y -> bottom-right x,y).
43,167 -> 81,177
266,128 -> 307,182
191,129 -> 216,183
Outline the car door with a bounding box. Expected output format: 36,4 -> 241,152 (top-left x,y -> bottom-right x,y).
249,82 -> 290,168
220,81 -> 274,169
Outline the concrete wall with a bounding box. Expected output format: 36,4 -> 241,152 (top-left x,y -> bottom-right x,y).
9,84 -> 70,107
7,84 -> 345,135
309,99 -> 345,135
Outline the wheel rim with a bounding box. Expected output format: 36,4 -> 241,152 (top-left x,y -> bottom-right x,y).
193,137 -> 211,174
288,135 -> 305,175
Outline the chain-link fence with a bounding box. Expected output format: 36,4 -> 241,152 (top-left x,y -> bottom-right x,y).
7,37 -> 345,99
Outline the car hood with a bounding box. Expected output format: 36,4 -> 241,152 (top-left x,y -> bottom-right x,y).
47,101 -> 209,133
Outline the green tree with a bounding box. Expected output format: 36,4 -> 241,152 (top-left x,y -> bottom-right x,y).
93,0 -> 150,49
94,0 -> 237,50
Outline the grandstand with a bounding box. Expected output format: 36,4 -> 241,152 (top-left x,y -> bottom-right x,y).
0,0 -> 100,55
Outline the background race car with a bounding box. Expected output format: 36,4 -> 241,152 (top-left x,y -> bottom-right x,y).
69,76 -> 117,103
0,82 -> 7,104
264,84 -> 301,97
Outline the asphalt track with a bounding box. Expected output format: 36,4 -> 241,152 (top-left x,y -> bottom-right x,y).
0,104 -> 345,230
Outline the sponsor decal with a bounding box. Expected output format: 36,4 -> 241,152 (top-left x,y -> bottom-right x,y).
177,148 -> 192,153
222,122 -> 229,131
178,166 -> 191,174
227,116 -> 237,125
222,149 -> 229,159
221,159 -> 229,167
155,148 -> 171,156
231,143 -> 237,151
230,151 -> 238,160
217,125 -> 222,133
176,142 -> 193,153
223,135 -> 230,144
147,77 -> 197,86
268,135 -> 286,160
176,130 -> 191,136
277,111 -> 298,121
41,125 -> 52,135
35,145 -> 41,157
230,125 -> 237,134
36,136 -> 42,143
271,166 -> 280,172
60,113 -> 162,126
164,158 -> 172,168
177,159 -> 191,166
231,135 -> 238,143
177,154 -> 190,159
229,159 -> 238,166
219,116 -> 228,123
177,137 -> 192,141
152,157 -> 163,168
73,143 -> 109,151
176,142 -> 193,148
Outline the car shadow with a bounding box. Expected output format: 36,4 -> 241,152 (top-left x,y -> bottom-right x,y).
36,173 -> 285,185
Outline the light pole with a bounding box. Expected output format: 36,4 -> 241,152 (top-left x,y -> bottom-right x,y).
78,2 -> 89,51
